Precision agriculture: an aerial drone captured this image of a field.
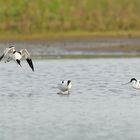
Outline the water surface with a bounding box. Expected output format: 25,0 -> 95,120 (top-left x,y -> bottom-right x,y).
0,58 -> 140,140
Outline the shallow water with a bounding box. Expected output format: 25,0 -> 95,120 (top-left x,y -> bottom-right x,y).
0,58 -> 140,140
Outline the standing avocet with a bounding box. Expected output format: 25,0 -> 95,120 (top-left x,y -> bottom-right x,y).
0,46 -> 34,71
58,80 -> 72,94
124,78 -> 140,89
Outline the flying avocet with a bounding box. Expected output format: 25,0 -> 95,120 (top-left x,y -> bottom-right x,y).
0,46 -> 34,72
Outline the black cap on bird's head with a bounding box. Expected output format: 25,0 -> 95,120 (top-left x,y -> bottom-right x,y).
123,78 -> 137,85
8,42 -> 15,48
67,80 -> 71,85
130,78 -> 137,82
9,45 -> 15,50
9,45 -> 14,48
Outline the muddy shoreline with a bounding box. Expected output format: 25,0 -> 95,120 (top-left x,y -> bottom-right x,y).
0,37 -> 140,58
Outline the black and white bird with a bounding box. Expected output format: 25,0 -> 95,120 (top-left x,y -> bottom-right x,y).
0,46 -> 34,72
124,78 -> 140,89
58,80 -> 72,94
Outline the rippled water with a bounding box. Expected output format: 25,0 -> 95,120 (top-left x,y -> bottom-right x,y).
0,58 -> 140,140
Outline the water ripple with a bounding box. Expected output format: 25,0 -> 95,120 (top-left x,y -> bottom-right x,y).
0,59 -> 140,140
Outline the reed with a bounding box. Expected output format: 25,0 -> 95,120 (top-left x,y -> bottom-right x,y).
0,0 -> 140,39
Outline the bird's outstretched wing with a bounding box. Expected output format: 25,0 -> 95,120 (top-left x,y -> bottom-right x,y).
20,49 -> 34,72
0,47 -> 15,61
26,58 -> 34,72
0,54 -> 5,61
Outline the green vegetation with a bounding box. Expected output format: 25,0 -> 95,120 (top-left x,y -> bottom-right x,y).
0,0 -> 140,39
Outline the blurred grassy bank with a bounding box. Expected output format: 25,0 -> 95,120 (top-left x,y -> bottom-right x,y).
0,0 -> 140,40
1,31 -> 140,41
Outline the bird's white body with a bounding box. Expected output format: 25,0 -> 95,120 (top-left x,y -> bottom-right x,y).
125,78 -> 140,90
0,46 -> 34,71
131,80 -> 140,89
13,52 -> 22,60
58,80 -> 72,94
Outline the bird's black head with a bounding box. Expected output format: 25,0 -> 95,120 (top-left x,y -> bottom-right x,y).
67,80 -> 71,85
9,45 -> 14,48
130,78 -> 137,82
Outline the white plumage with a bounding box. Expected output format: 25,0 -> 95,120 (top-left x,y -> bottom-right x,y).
58,80 -> 72,94
125,78 -> 140,89
0,46 -> 34,72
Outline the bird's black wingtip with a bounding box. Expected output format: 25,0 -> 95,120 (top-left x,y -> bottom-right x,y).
0,54 -> 4,61
26,58 -> 34,72
16,59 -> 21,67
